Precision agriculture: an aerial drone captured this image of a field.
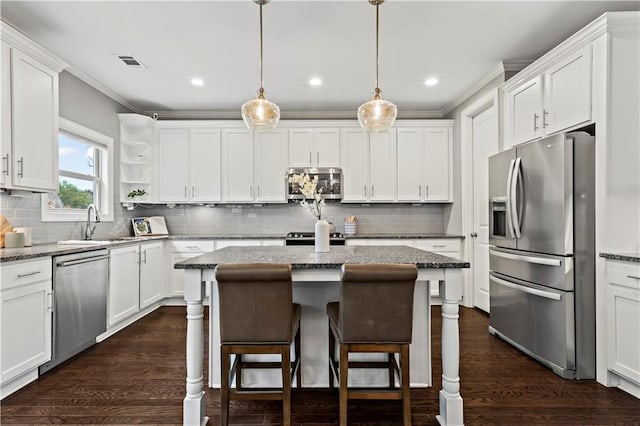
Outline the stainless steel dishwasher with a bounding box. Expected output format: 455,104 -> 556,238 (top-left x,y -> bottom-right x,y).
39,249 -> 109,374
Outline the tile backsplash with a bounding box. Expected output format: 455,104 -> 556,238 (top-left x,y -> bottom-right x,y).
2,192 -> 446,243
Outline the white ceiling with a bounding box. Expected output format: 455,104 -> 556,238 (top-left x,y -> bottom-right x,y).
1,1 -> 638,118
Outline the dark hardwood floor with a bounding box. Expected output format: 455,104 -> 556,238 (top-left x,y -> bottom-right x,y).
2,306 -> 639,425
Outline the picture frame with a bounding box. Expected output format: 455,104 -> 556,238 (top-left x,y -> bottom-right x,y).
132,217 -> 151,236
131,216 -> 169,236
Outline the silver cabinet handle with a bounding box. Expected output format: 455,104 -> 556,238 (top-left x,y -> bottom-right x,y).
2,154 -> 8,176
185,245 -> 200,250
418,184 -> 421,198
192,186 -> 195,197
371,185 -> 374,198
425,185 -> 429,198
17,270 -> 42,278
142,249 -> 147,264
543,109 -> 549,128
48,290 -> 54,312
627,275 -> 640,280
184,186 -> 188,198
490,248 -> 561,266
363,185 -> 366,197
309,152 -> 312,165
433,244 -> 446,248
490,274 -> 561,301
470,232 -> 478,238
533,113 -> 539,131
317,152 -> 319,164
17,156 -> 24,178
250,186 -> 253,198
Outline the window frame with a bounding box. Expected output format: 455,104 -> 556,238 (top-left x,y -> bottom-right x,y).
41,118 -> 114,222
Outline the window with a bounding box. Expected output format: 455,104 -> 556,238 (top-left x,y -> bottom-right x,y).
41,118 -> 114,222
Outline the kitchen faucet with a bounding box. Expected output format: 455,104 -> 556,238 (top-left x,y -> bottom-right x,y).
84,204 -> 101,240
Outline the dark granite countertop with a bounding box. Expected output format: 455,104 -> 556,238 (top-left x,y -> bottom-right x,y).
175,245 -> 470,270
599,252 -> 640,263
344,233 -> 463,239
168,235 -> 285,240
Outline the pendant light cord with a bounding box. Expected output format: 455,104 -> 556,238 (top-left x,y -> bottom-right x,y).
259,1 -> 264,91
375,2 -> 379,90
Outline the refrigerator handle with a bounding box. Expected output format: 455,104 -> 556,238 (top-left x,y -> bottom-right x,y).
490,274 -> 562,301
505,159 -> 516,238
510,156 -> 523,238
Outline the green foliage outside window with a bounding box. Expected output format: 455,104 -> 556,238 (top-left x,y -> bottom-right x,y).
58,180 -> 93,209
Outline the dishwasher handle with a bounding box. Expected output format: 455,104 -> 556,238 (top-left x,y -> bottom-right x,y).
56,254 -> 110,267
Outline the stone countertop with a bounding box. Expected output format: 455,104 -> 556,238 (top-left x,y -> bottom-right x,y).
175,245 -> 470,270
168,234 -> 285,240
344,233 -> 463,239
599,252 -> 640,263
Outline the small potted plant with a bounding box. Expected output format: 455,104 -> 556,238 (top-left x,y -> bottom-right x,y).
126,188 -> 148,200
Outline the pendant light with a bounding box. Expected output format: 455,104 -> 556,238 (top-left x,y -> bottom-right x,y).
357,0 -> 397,133
241,0 -> 280,130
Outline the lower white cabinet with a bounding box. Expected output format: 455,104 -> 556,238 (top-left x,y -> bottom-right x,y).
108,242 -> 165,327
169,240 -> 215,298
606,259 -> 640,394
0,257 -> 52,398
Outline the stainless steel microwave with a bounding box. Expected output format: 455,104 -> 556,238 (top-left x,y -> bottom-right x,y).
286,167 -> 342,200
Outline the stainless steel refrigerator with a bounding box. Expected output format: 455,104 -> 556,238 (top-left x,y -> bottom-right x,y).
488,131 -> 595,379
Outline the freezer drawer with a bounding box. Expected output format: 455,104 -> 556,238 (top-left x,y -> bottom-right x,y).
489,246 -> 573,291
489,272 -> 576,377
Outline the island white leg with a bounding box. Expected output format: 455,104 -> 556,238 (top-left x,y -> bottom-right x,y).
436,268 -> 464,426
183,269 -> 208,426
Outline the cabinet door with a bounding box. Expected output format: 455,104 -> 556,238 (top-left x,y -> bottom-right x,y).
170,252 -> 204,297
139,242 -> 165,309
607,284 -> 640,384
108,245 -> 140,327
288,129 -> 314,167
158,129 -> 189,202
506,75 -> 543,147
396,128 -> 424,202
11,49 -> 58,191
255,129 -> 287,202
341,128 -> 368,202
222,129 -> 254,202
424,128 -> 452,202
315,128 -> 340,167
1,42 -> 11,188
544,45 -> 592,135
368,132 -> 395,201
190,129 -> 221,202
1,280 -> 52,384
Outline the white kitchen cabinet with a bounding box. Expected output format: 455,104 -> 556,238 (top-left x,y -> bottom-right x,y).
108,242 -> 165,326
0,258 -> 52,398
222,128 -> 287,203
396,126 -> 453,202
288,128 -> 340,167
119,113 -> 155,204
504,45 -> 592,147
138,242 -> 166,309
157,128 -> 221,203
169,240 -> 215,298
341,128 -> 395,202
415,239 -> 462,300
606,259 -> 640,392
0,37 -> 60,192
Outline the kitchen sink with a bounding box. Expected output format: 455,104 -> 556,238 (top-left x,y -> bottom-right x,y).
57,240 -> 111,245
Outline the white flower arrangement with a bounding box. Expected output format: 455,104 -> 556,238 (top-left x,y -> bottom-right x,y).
289,173 -> 325,220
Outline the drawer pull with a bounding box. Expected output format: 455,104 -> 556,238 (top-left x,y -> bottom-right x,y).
433,245 -> 446,248
185,246 -> 200,250
627,275 -> 640,280
17,270 -> 42,278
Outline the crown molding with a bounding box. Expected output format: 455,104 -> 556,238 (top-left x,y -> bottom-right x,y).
502,60 -> 534,72
441,62 -> 505,117
65,66 -> 143,113
146,109 -> 443,121
0,20 -> 68,72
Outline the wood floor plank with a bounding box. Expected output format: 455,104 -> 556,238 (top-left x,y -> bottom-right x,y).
1,306 -> 639,424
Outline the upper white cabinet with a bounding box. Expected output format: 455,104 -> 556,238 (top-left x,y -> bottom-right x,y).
288,128 -> 340,167
119,113 -> 155,204
504,45 -> 592,147
1,24 -> 65,193
396,125 -> 453,202
341,128 -> 395,202
222,128 -> 287,203
157,127 -> 221,203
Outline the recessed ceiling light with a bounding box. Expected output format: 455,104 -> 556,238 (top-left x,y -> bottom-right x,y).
309,77 -> 322,86
425,78 -> 439,87
191,78 -> 204,86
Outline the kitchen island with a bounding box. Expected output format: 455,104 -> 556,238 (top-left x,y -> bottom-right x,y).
175,245 -> 469,426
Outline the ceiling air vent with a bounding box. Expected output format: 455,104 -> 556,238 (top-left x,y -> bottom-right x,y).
116,55 -> 146,69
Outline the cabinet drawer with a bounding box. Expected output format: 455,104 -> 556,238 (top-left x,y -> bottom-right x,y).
415,239 -> 460,253
1,258 -> 52,291
607,260 -> 640,291
171,240 -> 215,253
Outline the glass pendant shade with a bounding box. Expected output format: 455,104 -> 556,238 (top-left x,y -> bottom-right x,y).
357,90 -> 397,132
241,89 -> 280,130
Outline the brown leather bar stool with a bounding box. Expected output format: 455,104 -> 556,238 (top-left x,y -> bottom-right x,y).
215,263 -> 301,426
327,263 -> 417,426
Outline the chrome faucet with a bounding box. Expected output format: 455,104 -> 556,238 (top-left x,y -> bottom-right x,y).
84,204 -> 101,240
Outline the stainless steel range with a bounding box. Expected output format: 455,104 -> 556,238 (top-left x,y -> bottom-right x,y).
285,232 -> 345,246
